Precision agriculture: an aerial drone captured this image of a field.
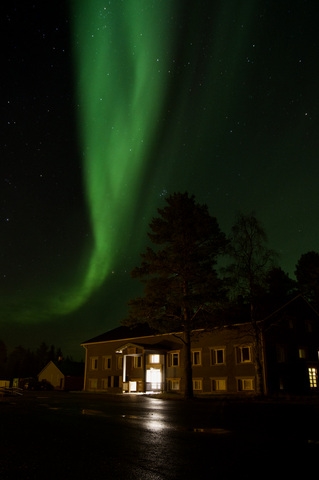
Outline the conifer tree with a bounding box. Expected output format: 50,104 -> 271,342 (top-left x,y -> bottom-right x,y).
125,192 -> 227,399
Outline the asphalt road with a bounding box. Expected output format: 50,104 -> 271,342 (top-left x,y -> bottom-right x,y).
1,392 -> 318,479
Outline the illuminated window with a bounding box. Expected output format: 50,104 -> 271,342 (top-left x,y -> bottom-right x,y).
237,378 -> 254,391
134,356 -> 142,368
150,354 -> 160,364
193,379 -> 202,391
212,378 -> 227,392
91,357 -> 98,370
211,347 -> 225,365
102,356 -> 112,369
168,352 -> 179,367
236,346 -> 252,363
192,350 -> 201,365
309,368 -> 318,388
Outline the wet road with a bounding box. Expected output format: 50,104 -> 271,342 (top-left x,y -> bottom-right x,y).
0,392 -> 317,479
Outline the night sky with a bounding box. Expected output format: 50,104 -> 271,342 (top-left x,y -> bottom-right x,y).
2,1 -> 319,359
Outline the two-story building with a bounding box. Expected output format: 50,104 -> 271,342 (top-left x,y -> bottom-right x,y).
81,295 -> 319,396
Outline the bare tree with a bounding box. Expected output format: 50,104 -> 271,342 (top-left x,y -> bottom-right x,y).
224,212 -> 277,395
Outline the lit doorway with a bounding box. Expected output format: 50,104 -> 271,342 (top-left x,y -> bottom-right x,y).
146,368 -> 162,390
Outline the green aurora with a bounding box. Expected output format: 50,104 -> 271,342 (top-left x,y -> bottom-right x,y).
2,0 -> 319,349
67,0 -> 257,313
69,0 -> 177,311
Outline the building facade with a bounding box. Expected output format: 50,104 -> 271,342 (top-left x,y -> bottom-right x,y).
81,296 -> 319,396
82,323 -> 261,395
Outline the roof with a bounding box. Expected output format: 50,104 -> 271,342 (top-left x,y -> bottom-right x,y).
261,294 -> 319,326
39,359 -> 84,377
81,296 -> 319,347
81,324 -> 159,345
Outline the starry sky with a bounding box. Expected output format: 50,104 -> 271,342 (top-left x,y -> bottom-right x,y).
2,0 -> 319,360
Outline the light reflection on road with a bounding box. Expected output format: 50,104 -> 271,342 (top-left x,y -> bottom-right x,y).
81,408 -> 168,431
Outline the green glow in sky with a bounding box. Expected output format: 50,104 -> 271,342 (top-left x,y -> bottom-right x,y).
68,1 -> 175,307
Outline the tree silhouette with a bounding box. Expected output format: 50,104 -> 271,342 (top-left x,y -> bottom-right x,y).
124,192 -> 227,398
224,212 -> 277,395
295,251 -> 319,310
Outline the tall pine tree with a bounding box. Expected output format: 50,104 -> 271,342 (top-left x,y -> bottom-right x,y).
124,192 -> 227,398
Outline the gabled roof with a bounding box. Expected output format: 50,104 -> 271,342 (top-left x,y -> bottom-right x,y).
38,359 -> 84,377
261,294 -> 319,327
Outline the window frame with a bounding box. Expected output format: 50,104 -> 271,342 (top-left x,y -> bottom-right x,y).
237,377 -> 254,391
211,377 -> 227,392
168,351 -> 180,367
192,378 -> 203,391
102,355 -> 112,370
91,357 -> 98,370
309,367 -> 318,388
298,347 -> 306,359
89,378 -> 98,389
149,354 -> 160,364
211,347 -> 226,365
191,349 -> 202,366
167,378 -> 180,391
117,356 -> 123,370
133,356 -> 143,368
236,345 -> 252,363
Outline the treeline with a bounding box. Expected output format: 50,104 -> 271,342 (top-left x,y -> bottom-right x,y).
0,341 -> 69,380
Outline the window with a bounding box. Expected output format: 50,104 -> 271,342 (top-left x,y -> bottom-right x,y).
305,320 -> 313,333
212,378 -> 227,392
299,348 -> 306,359
236,346 -> 252,363
170,379 -> 180,391
117,356 -> 123,369
102,356 -> 112,369
211,347 -> 225,365
237,378 -> 254,391
134,356 -> 142,368
168,352 -> 179,367
276,345 -> 286,363
89,378 -> 98,389
309,368 -> 318,388
102,378 -> 111,389
192,350 -> 201,366
91,357 -> 98,370
193,379 -> 202,391
149,354 -> 160,364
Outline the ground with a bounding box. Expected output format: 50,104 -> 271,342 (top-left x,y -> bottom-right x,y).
1,391 -> 318,479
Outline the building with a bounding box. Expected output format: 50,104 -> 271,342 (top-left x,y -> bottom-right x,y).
38,360 -> 84,391
81,296 -> 319,396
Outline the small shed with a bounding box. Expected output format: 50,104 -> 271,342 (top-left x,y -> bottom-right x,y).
38,360 -> 84,391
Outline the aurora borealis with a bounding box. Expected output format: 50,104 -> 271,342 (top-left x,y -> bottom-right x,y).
2,1 -> 319,358
70,0 -> 177,305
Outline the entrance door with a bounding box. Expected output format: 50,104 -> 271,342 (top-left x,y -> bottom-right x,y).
146,368 -> 162,390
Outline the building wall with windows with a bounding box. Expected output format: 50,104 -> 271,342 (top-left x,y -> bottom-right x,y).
262,295 -> 319,395
81,296 -> 319,396
82,324 -> 258,395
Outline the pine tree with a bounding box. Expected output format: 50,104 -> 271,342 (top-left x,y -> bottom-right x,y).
125,192 -> 227,398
